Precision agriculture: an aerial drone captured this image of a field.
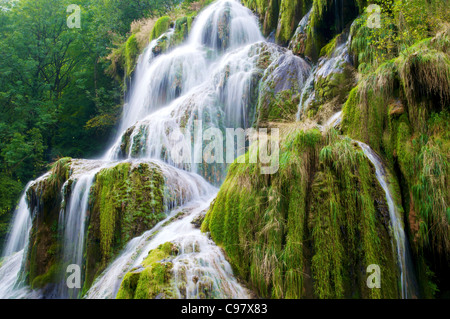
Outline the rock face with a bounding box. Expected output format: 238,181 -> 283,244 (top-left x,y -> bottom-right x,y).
24,159 -> 168,296
257,51 -> 312,124
241,0 -> 313,45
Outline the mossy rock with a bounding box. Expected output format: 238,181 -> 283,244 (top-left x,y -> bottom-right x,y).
276,0 -> 312,46
125,34 -> 140,77
150,16 -> 171,41
25,158 -> 72,289
83,162 -> 166,293
257,52 -> 311,124
310,137 -> 400,298
31,262 -> 61,290
116,242 -> 177,299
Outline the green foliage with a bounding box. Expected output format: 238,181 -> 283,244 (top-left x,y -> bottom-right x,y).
351,0 -> 450,72
0,0 -> 184,252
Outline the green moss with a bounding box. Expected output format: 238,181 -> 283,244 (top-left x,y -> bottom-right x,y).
341,29 -> 450,294
342,59 -> 398,153
276,0 -> 311,45
25,158 -> 72,288
242,0 -> 280,36
171,14 -> 196,47
319,34 -> 338,58
205,128 -> 405,298
116,270 -> 141,299
142,242 -> 176,267
260,89 -> 301,123
116,242 -> 176,299
312,137 -> 399,298
31,262 -> 61,289
125,34 -> 140,77
150,16 -> 171,41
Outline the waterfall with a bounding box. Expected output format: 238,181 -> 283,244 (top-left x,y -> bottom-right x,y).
85,0 -> 264,299
2,184 -> 32,258
357,142 -> 418,299
0,185 -> 32,298
296,33 -> 352,120
56,170 -> 99,299
85,197 -> 250,299
106,0 -> 268,167
0,0 -> 317,299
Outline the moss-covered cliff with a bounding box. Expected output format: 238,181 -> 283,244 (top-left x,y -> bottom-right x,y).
24,159 -> 168,296
202,129 -> 401,298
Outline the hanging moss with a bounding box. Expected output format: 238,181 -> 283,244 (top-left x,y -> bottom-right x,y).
341,28 -> 450,295
241,0 -> 280,37
171,14 -> 197,47
203,129 -> 323,298
204,128 -> 405,298
82,162 -> 166,294
311,137 -> 399,298
342,59 -> 398,153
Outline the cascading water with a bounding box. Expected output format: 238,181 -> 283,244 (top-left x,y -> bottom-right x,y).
85,197 -> 250,299
0,175 -> 51,299
0,0 -> 423,300
357,142 -> 418,299
296,32 -> 352,121
0,185 -> 32,299
2,185 -> 32,258
86,0 -> 267,299
55,164 -> 103,299
293,8 -> 419,298
0,0 -> 271,299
